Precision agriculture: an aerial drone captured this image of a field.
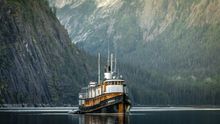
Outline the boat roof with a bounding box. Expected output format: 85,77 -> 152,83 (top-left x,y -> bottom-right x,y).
104,79 -> 124,82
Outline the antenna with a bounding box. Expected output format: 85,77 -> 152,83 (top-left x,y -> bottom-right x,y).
114,43 -> 117,73
107,40 -> 109,66
106,39 -> 110,72
114,54 -> 117,73
98,53 -> 101,84
110,53 -> 113,73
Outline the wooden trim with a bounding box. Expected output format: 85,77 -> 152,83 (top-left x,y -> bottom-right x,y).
84,93 -> 122,107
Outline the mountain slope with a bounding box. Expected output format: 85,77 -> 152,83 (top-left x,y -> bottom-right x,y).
0,0 -> 93,105
53,0 -> 220,74
50,0 -> 220,105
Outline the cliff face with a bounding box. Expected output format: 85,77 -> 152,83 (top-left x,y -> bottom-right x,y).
137,0 -> 220,74
49,0 -> 220,105
0,0 -> 92,105
52,0 -> 220,75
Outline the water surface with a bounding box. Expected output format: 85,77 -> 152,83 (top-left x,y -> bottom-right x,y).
1,107 -> 220,124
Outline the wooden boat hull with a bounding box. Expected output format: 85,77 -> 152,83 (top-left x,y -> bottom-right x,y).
79,94 -> 131,113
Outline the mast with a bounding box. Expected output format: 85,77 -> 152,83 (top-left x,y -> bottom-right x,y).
114,41 -> 118,74
98,53 -> 101,84
107,40 -> 110,72
114,53 -> 117,73
110,53 -> 113,73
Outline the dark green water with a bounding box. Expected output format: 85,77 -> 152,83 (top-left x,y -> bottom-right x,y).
1,109 -> 220,124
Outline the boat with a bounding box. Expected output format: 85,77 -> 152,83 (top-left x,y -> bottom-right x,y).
77,53 -> 131,113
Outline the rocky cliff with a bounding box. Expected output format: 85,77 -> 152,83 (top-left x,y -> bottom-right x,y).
52,0 -> 220,74
50,0 -> 220,105
0,0 -> 93,105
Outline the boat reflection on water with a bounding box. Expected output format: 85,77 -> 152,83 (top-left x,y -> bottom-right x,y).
79,114 -> 129,124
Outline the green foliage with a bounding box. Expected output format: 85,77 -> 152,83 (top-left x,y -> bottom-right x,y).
0,43 -> 14,71
0,80 -> 7,104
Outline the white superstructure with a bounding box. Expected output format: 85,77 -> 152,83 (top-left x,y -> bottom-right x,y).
78,53 -> 128,106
